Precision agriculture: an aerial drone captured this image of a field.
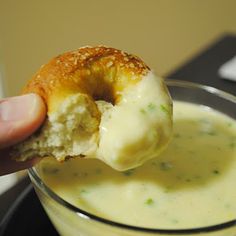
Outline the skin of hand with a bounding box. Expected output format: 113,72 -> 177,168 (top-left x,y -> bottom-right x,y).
0,94 -> 46,176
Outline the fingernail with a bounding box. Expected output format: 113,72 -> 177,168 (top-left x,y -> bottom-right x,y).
0,94 -> 38,121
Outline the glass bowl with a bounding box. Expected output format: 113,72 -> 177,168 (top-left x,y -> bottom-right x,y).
28,79 -> 236,236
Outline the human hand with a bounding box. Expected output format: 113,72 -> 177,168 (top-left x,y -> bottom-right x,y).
0,94 -> 46,176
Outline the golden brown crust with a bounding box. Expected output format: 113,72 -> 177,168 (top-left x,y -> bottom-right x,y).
23,46 -> 150,112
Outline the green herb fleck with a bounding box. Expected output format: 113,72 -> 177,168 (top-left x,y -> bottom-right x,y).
227,122 -> 233,127
174,133 -> 181,138
80,172 -> 88,178
145,198 -> 154,205
151,161 -> 157,166
201,131 -> 217,136
95,168 -> 102,174
164,186 -> 173,193
42,167 -> 59,175
80,189 -> 89,194
159,162 -> 172,171
122,169 -> 135,176
150,130 -> 158,140
148,103 -> 156,111
199,118 -> 210,124
194,175 -> 201,179
229,143 -> 235,149
207,131 -> 217,136
160,104 -> 169,115
140,108 -> 146,114
212,169 -> 220,175
171,219 -> 179,224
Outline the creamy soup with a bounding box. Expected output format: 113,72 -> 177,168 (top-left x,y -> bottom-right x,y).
39,101 -> 236,229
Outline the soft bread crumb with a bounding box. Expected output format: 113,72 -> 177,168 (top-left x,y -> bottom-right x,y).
14,94 -> 100,161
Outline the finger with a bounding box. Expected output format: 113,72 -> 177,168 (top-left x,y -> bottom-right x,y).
0,149 -> 41,176
0,94 -> 46,149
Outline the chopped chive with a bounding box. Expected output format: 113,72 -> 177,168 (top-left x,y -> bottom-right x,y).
174,133 -> 181,138
207,131 -> 217,136
151,161 -> 158,166
81,172 -> 88,178
171,219 -> 179,224
145,198 -> 154,205
80,189 -> 89,194
150,130 -> 158,139
201,131 -> 217,136
148,103 -> 156,111
122,169 -> 135,176
42,167 -> 59,174
160,104 -> 169,114
159,162 -> 172,171
164,186 -> 173,193
95,168 -> 102,174
199,118 -> 208,123
140,108 -> 146,114
212,169 -> 220,175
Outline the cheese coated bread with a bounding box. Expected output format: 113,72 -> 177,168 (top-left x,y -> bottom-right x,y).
23,46 -> 150,114
14,46 -> 172,171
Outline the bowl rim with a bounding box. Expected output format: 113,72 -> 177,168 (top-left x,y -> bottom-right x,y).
28,79 -> 236,235
165,79 -> 236,102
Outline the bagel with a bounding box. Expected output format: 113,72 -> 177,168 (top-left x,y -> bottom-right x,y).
14,46 -> 173,171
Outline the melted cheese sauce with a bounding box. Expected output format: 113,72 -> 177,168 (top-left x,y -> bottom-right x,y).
39,101 -> 236,229
96,72 -> 173,171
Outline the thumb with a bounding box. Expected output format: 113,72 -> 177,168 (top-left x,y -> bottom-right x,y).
0,94 -> 46,149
